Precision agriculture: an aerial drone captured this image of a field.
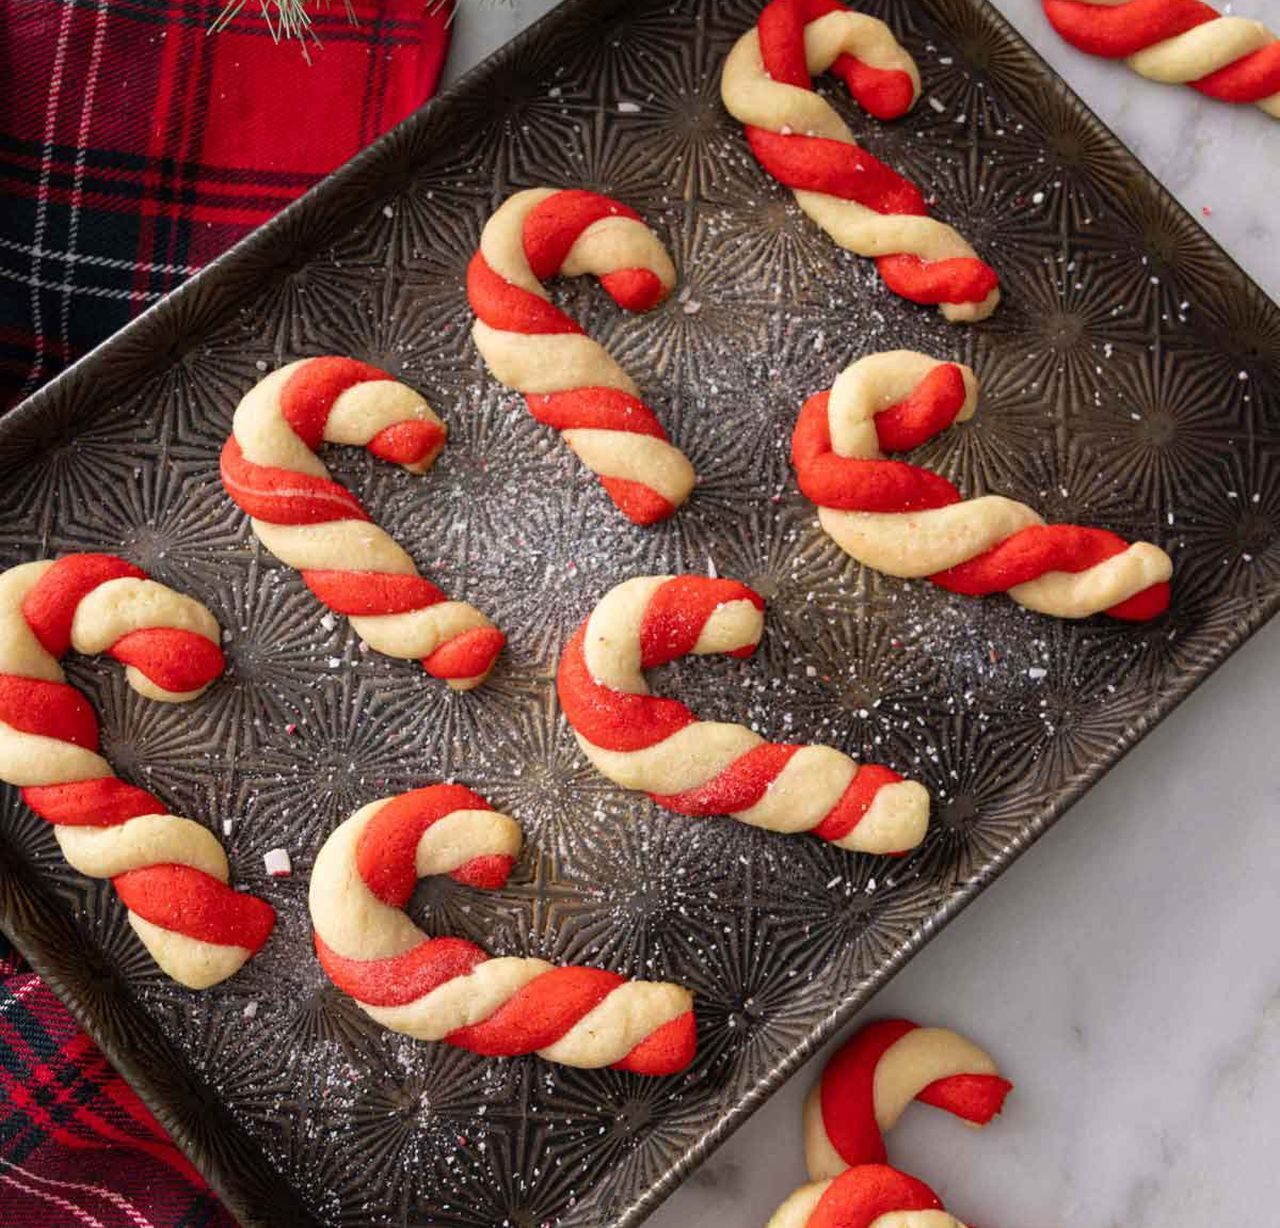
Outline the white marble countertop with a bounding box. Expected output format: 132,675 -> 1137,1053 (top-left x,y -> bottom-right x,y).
447,2 -> 1280,1224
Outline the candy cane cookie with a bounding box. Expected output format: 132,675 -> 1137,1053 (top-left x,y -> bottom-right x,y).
468,188 -> 696,525
793,351 -> 1173,619
309,784 -> 696,1074
720,0 -> 1000,323
0,555 -> 275,988
556,576 -> 929,854
221,357 -> 504,690
767,1163 -> 968,1228
1043,1 -> 1280,116
804,1019 -> 1013,1179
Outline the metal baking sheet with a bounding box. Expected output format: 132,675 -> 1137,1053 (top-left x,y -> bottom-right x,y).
1,0 -> 1277,1224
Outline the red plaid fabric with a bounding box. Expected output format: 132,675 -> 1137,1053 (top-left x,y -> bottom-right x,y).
0,0 -> 454,410
0,936 -> 234,1226
0,2 -> 453,1221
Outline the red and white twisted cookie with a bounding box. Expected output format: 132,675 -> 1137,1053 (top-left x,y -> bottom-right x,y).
1044,0 -> 1280,116
805,1019 -> 1013,1179
309,784 -> 697,1074
556,576 -> 929,854
0,555 -> 275,988
467,188 -> 696,525
720,0 -> 1000,323
768,1163 -> 967,1228
793,351 -> 1173,619
220,357 -> 504,690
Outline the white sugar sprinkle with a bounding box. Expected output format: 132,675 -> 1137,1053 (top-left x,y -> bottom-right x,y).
264,848 -> 292,877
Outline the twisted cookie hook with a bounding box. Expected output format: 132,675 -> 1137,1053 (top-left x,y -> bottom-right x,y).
468,188 -> 696,524
557,575 -> 929,854
721,0 -> 1000,322
804,1018 -> 1012,1180
792,350 -> 1173,619
0,555 -> 274,988
309,784 -> 697,1074
221,356 -> 505,690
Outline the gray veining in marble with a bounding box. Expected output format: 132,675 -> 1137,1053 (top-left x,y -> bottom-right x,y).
446,0 -> 1280,1222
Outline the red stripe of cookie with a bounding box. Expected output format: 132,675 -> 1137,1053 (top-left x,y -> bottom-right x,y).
450,854 -> 516,891
368,420 -> 447,468
931,524 -> 1130,594
1193,41 -> 1280,103
808,1164 -> 944,1228
421,626 -> 507,682
467,251 -> 582,335
598,267 -> 668,312
556,624 -> 697,752
23,778 -> 165,827
279,357 -> 393,450
0,675 -> 99,750
114,864 -> 276,952
301,569 -> 446,616
1105,580 -> 1172,621
355,784 -> 495,907
791,394 -> 960,513
612,1009 -> 697,1075
745,128 -> 927,216
916,1071 -> 1014,1125
650,743 -> 799,816
1042,0 -> 1216,58
598,477 -> 679,526
220,437 -> 371,525
315,933 -> 489,1007
446,965 -> 624,1056
21,555 -> 146,657
876,252 -> 1000,307
522,189 -> 644,282
809,764 -> 906,845
873,364 -> 970,451
109,628 -> 224,694
758,0 -> 846,87
525,388 -> 669,440
822,1020 -> 920,1166
638,577 -> 764,668
829,53 -> 918,122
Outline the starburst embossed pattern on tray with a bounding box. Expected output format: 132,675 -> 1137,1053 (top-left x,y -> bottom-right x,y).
1,0 -> 1277,1225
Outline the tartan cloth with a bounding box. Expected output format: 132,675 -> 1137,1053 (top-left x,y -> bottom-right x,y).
0,935 -> 234,1226
0,2 -> 453,1221
0,0 -> 454,410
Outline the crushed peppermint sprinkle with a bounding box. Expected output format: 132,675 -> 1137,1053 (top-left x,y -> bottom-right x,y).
617,101 -> 641,113
264,848 -> 292,877
243,1001 -> 259,1020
